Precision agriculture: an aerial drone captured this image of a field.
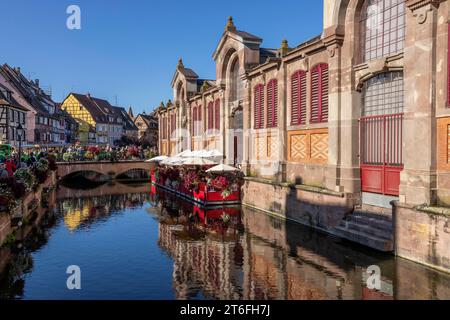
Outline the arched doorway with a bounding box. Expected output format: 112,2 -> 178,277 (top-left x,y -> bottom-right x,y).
360,71 -> 404,196
231,107 -> 243,166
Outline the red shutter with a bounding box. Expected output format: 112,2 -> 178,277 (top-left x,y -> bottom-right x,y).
193,107 -> 197,136
254,84 -> 265,129
208,102 -> 214,130
267,79 -> 277,128
291,71 -> 307,125
448,23 -> 450,106
311,64 -> 329,123
198,105 -> 202,135
321,64 -> 329,122
214,99 -> 220,131
254,86 -> 258,129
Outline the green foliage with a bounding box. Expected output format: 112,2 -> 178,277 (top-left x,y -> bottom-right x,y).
2,233 -> 16,247
14,168 -> 35,191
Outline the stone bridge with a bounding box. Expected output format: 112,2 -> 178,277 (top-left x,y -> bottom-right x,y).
56,160 -> 153,179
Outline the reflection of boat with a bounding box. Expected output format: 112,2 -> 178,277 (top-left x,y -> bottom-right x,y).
150,170 -> 240,207
152,188 -> 242,243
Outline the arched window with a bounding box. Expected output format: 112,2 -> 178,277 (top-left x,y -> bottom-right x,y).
254,84 -> 264,129
267,79 -> 278,128
291,70 -> 307,125
230,57 -> 244,102
360,0 -> 405,62
214,99 -> 220,131
311,64 -> 329,123
362,71 -> 404,116
176,82 -> 184,106
207,101 -> 214,130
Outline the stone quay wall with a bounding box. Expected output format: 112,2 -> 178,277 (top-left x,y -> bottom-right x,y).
393,201 -> 450,273
241,177 -> 355,232
0,171 -> 57,246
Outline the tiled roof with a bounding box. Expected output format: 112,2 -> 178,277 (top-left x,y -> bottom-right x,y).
112,106 -> 138,131
236,30 -> 262,42
259,48 -> 278,63
0,83 -> 28,112
1,64 -> 55,116
180,67 -> 199,79
71,93 -> 120,124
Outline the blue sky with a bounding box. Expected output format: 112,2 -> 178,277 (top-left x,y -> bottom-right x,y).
3,0 -> 323,114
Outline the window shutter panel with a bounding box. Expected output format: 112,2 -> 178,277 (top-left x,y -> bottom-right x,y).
208,102 -> 213,130
193,107 -> 197,136
273,80 -> 278,127
321,64 -> 329,122
311,66 -> 320,123
291,73 -> 299,125
259,85 -> 264,128
254,86 -> 259,129
311,64 -> 328,123
254,84 -> 264,129
448,23 -> 450,106
267,81 -> 273,127
300,71 -> 307,124
198,105 -> 202,135
215,99 -> 220,130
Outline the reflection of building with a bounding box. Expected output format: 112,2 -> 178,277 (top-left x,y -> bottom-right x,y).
60,192 -> 150,231
155,199 -> 398,300
158,223 -> 243,300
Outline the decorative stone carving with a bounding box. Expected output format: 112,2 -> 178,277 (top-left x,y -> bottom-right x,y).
406,0 -> 445,24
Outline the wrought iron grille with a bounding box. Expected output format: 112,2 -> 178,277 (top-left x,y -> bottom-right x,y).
361,71 -> 404,116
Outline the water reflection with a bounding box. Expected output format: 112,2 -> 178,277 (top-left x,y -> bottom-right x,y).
0,183 -> 449,300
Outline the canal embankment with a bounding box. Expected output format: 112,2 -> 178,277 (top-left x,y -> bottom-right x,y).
0,171 -> 57,247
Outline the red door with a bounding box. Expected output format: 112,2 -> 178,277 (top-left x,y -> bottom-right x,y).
360,114 -> 403,196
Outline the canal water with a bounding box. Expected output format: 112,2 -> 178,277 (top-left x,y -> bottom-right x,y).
1,182 -> 450,300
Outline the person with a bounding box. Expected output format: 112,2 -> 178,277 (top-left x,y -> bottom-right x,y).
4,157 -> 16,176
0,163 -> 8,179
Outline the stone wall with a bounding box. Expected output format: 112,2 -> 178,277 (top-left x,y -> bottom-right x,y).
393,201 -> 450,273
241,178 -> 355,232
0,171 -> 57,246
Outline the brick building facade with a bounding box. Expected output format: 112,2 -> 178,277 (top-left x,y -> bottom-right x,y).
157,0 -> 450,270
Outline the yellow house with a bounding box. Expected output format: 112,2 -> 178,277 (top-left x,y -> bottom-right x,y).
61,93 -> 121,145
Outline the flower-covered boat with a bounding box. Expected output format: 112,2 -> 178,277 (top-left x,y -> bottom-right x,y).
150,163 -> 243,207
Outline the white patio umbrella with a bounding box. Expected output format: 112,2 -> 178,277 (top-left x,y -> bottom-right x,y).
146,155 -> 168,162
176,149 -> 193,158
190,150 -> 211,158
206,149 -> 223,158
182,157 -> 217,166
160,156 -> 185,166
206,164 -> 240,173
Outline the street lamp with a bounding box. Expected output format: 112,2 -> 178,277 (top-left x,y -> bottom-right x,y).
17,123 -> 24,169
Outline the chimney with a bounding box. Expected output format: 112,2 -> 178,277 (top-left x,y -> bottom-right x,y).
14,67 -> 21,74
35,79 -> 39,87
86,92 -> 91,99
